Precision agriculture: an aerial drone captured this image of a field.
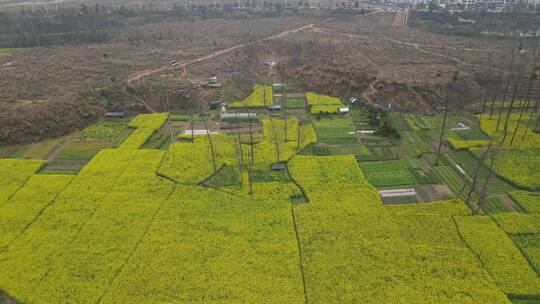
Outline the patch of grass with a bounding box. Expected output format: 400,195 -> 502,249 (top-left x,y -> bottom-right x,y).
359,159 -> 419,188
0,48 -> 20,57
433,165 -> 466,198
55,120 -> 132,161
281,97 -> 307,109
388,112 -> 410,131
0,145 -> 28,159
455,129 -> 490,141
311,116 -> 360,155
400,131 -> 432,156
19,137 -> 66,160
405,114 -> 431,131
141,131 -> 172,150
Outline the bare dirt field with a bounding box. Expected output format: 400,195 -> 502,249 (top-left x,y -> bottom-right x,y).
0,7 -> 534,145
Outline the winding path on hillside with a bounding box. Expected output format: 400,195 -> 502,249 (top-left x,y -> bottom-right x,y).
126,23 -> 314,85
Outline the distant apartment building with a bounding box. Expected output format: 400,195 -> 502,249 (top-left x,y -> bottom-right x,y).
455,0 -> 538,10
391,0 -> 538,10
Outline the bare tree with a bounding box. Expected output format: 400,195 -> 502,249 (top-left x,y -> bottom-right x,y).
436,71 -> 458,165
269,116 -> 280,161
488,72 -> 504,119
496,41 -> 521,131
202,118 -> 217,174
511,67 -> 538,145
500,81 -> 521,146
475,150 -> 497,214
522,92 -> 539,140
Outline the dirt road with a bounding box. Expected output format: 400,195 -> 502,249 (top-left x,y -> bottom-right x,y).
309,26 -> 505,73
126,24 -> 314,85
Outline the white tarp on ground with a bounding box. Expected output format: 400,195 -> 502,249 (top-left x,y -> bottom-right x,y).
455,164 -> 466,175
451,122 -> 471,131
183,130 -> 219,135
379,188 -> 416,198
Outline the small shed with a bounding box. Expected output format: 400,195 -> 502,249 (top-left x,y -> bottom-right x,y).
268,105 -> 282,111
339,107 -> 350,115
271,163 -> 287,171
104,112 -> 126,118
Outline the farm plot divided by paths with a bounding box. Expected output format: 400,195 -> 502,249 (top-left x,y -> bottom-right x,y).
126,24 -> 315,85
1,113 -> 539,303
288,156 -> 511,303
100,186 -> 305,303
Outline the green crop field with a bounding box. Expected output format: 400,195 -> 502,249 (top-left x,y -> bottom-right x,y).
447,148 -> 516,195
405,114 -> 431,131
54,120 -> 133,160
359,159 -> 418,187
309,116 -> 362,155
480,195 -> 514,214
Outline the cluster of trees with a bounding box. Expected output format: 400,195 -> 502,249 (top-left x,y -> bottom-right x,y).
0,6 -> 120,47
0,1 -> 369,48
410,10 -> 540,37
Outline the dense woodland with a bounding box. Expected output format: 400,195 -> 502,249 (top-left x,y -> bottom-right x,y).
0,5 -> 364,47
